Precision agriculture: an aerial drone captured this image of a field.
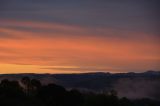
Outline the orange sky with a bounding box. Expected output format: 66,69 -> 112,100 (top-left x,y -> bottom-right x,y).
0,19 -> 159,74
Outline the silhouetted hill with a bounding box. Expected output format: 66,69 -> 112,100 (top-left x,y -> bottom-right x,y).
0,71 -> 160,100
1,77 -> 159,106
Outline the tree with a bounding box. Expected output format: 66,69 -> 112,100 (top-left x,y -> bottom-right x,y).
37,83 -> 68,106
0,79 -> 24,99
21,77 -> 31,95
31,79 -> 42,89
68,89 -> 84,106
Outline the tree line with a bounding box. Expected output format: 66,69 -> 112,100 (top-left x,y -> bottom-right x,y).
0,77 -> 159,106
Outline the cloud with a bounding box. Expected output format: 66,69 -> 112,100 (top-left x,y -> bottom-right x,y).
41,66 -> 121,72
0,0 -> 159,34
0,27 -> 159,73
0,19 -> 159,42
0,0 -> 159,73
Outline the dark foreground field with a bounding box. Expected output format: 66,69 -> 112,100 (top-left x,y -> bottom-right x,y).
0,76 -> 160,106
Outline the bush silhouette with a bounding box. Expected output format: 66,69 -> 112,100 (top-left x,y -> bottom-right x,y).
0,77 -> 160,106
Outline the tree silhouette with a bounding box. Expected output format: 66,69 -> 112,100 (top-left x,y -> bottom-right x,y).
31,79 -> 42,90
21,76 -> 31,95
68,89 -> 84,106
37,83 -> 68,106
0,79 -> 23,97
0,78 -> 160,106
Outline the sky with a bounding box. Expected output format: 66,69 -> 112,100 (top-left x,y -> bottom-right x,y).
0,0 -> 160,74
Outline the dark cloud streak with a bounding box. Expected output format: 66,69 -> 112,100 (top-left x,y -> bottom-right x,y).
0,0 -> 159,35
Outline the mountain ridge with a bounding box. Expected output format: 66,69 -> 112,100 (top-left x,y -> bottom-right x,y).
0,70 -> 160,99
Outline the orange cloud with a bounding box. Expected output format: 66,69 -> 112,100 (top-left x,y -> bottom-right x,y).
0,20 -> 159,73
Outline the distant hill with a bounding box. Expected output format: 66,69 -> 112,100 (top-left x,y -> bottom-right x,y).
0,71 -> 160,100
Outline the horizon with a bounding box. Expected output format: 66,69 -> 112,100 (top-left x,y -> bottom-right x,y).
0,0 -> 160,74
0,68 -> 159,75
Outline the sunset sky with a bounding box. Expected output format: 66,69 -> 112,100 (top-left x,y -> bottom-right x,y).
0,0 -> 159,74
